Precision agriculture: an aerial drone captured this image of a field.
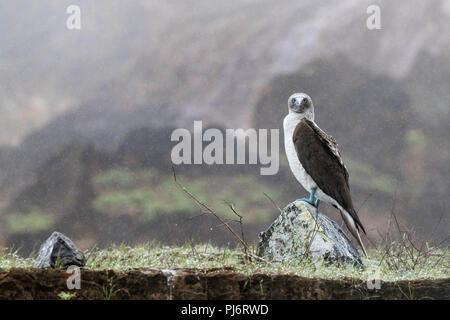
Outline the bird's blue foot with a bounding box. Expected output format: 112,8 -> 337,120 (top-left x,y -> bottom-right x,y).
296,188 -> 320,208
296,197 -> 316,206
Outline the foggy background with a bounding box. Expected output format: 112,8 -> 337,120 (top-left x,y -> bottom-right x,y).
0,0 -> 449,253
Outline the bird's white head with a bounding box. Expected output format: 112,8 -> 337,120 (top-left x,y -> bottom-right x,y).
287,93 -> 314,121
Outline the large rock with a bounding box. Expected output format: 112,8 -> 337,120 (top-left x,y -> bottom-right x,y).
33,232 -> 86,268
257,201 -> 363,267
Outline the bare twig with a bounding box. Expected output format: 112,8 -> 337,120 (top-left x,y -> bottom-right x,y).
172,166 -> 267,263
356,191 -> 374,214
377,192 -> 448,272
224,200 -> 249,261
263,192 -> 282,213
303,209 -> 323,259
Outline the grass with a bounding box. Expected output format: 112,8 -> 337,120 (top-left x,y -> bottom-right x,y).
0,249 -> 35,269
102,276 -> 119,300
0,242 -> 448,282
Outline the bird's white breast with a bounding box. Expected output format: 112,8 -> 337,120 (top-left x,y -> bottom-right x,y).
283,114 -> 317,192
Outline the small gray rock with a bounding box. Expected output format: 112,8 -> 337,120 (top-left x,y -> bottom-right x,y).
257,201 -> 363,267
33,231 -> 86,268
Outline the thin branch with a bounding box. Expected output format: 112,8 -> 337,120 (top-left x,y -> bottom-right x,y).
224,200 -> 249,261
263,192 -> 282,213
172,166 -> 267,263
356,191 -> 374,214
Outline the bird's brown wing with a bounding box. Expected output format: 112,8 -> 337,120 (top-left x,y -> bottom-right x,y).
293,119 -> 365,233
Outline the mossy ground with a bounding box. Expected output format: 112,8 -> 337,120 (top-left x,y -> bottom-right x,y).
0,242 -> 448,282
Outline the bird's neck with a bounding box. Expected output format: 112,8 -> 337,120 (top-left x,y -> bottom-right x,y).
284,112 -> 314,128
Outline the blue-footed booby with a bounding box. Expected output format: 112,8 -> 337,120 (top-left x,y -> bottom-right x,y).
283,93 -> 368,257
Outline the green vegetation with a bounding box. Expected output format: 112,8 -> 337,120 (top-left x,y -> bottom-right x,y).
405,129 -> 427,151
5,207 -> 56,233
345,157 -> 397,194
1,243 -> 448,282
58,291 -> 77,300
93,168 -> 159,189
93,168 -> 279,223
0,249 -> 35,269
102,276 -> 119,300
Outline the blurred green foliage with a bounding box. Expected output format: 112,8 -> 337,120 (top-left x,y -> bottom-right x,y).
345,157 -> 396,194
6,207 -> 55,233
92,168 -> 280,224
405,129 -> 427,151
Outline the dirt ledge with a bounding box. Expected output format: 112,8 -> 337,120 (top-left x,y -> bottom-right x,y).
0,268 -> 448,300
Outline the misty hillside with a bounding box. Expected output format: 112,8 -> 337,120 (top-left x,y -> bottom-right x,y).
2,52 -> 449,252
1,0 -> 449,142
0,1 -> 449,250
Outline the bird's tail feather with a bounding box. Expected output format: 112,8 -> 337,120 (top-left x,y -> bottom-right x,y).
354,227 -> 368,258
339,210 -> 368,258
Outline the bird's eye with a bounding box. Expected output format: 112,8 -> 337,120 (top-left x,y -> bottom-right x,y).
291,98 -> 296,105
